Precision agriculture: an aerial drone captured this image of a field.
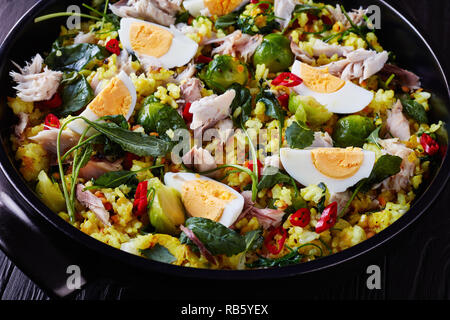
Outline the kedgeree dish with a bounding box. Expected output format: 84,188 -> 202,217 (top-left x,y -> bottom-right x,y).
7,0 -> 447,269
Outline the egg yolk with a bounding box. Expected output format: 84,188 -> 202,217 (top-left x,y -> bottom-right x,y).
181,179 -> 236,222
311,148 -> 364,179
129,22 -> 173,58
88,76 -> 132,117
204,0 -> 243,16
300,62 -> 345,94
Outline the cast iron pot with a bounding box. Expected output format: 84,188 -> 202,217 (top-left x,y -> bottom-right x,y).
0,0 -> 448,299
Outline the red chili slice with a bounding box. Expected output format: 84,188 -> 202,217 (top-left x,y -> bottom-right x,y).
271,72 -> 303,87
307,13 -> 319,22
321,15 -> 333,26
246,159 -> 263,178
277,93 -> 290,108
133,181 -> 148,217
182,102 -> 193,124
315,202 -> 338,233
105,39 -> 121,56
44,113 -> 60,130
195,55 -> 213,64
420,133 -> 439,156
36,92 -> 62,109
290,208 -> 311,227
264,226 -> 287,255
123,152 -> 139,170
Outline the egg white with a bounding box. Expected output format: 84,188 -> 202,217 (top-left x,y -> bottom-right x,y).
280,148 -> 376,193
291,60 -> 374,114
164,172 -> 244,227
68,71 -> 137,135
183,0 -> 249,17
119,18 -> 198,70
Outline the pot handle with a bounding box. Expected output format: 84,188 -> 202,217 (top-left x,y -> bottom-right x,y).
0,189 -> 87,299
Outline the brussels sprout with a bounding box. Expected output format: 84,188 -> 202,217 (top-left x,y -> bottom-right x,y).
289,94 -> 332,126
203,55 -> 248,92
148,178 -> 186,235
253,34 -> 294,73
136,97 -> 186,139
136,100 -> 166,132
333,115 -> 376,147
36,170 -> 66,213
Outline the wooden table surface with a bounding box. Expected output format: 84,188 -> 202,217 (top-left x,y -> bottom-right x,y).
0,0 -> 449,300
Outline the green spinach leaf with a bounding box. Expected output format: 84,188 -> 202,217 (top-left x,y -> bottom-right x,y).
215,11 -> 240,29
358,154 -> 403,192
45,43 -> 109,71
366,126 -> 382,149
257,167 -> 292,190
401,99 -> 428,124
140,244 -> 176,264
99,115 -> 130,129
229,83 -> 252,125
91,170 -> 139,189
339,154 -> 403,217
57,72 -> 94,117
180,217 -> 246,257
285,121 -> 314,149
246,244 -> 322,268
244,229 -> 264,252
82,118 -> 171,157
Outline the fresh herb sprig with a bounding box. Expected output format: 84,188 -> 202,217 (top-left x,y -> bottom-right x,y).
339,5 -> 375,51
56,116 -> 170,223
246,243 -> 323,268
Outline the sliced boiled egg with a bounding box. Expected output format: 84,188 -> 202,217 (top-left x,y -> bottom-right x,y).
280,147 -> 376,193
291,60 -> 374,114
68,71 -> 136,135
183,0 -> 249,17
164,172 -> 244,227
119,18 -> 198,70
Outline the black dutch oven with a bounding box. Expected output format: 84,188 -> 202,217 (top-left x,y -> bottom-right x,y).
0,0 -> 448,299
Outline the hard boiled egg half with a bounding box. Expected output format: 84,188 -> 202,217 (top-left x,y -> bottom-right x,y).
68,71 -> 136,135
184,0 -> 249,17
280,147 -> 376,193
119,18 -> 198,70
164,172 -> 244,227
291,61 -> 373,114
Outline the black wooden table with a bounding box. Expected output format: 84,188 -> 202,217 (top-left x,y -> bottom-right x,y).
0,0 -> 449,300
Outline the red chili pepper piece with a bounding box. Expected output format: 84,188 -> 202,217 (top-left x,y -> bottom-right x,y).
290,208 -> 311,227
105,39 -> 121,55
420,133 -> 439,156
271,72 -> 303,87
36,92 -> 62,109
182,102 -> 193,124
250,0 -> 269,10
277,93 -> 290,108
133,181 -> 148,217
123,152 -> 139,170
44,113 -> 60,130
196,55 -> 213,64
246,159 -> 263,178
315,202 -> 338,233
307,13 -> 319,22
259,2 -> 269,10
264,226 -> 287,255
321,15 -> 333,26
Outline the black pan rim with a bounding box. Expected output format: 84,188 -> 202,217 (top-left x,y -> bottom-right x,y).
0,0 -> 449,280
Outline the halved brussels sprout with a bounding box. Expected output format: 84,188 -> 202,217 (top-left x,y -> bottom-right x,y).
148,178 -> 186,235
289,94 -> 333,126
